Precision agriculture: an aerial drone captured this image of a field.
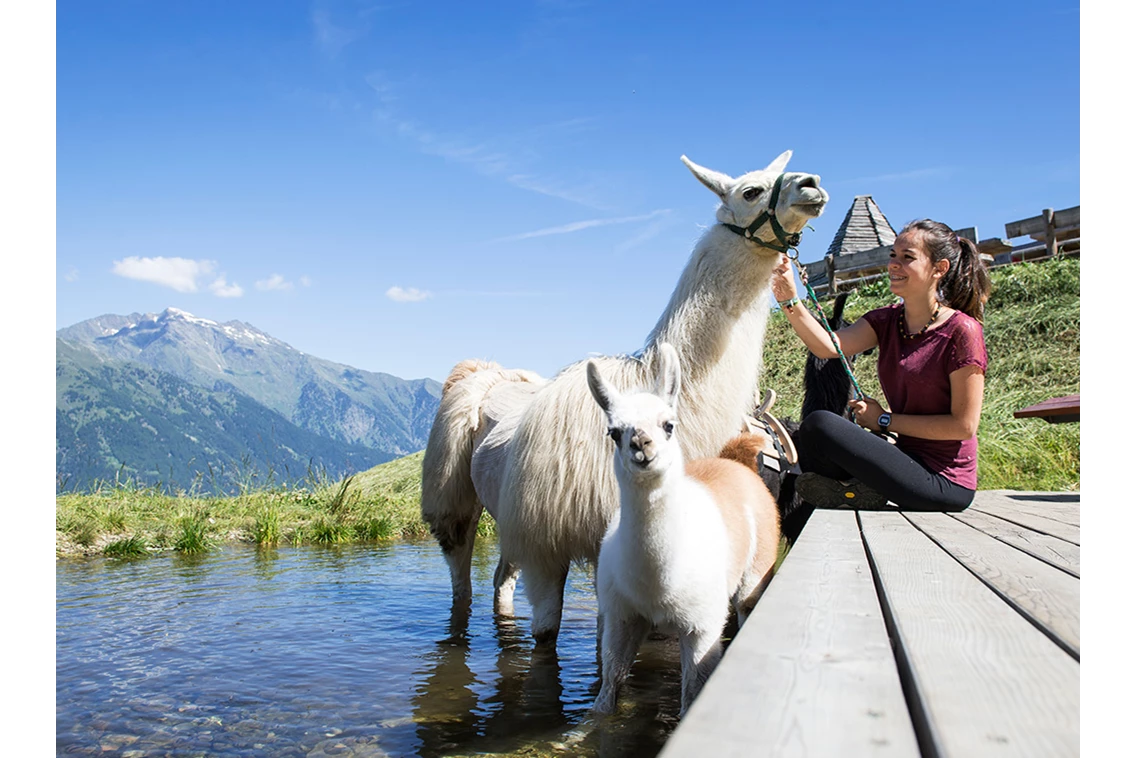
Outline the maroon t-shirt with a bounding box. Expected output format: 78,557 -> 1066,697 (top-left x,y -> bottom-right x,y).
861,304 -> 988,489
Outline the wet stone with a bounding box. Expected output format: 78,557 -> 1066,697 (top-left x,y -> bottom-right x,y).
99,734 -> 138,749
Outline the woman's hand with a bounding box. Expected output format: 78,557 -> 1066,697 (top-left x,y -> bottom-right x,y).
849,397 -> 886,430
771,254 -> 797,303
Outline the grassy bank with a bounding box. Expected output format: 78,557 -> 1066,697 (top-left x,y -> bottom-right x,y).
57,257 -> 1079,558
55,453 -> 436,558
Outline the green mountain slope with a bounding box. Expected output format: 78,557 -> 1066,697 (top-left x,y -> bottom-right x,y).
58,308 -> 442,456
56,339 -> 394,493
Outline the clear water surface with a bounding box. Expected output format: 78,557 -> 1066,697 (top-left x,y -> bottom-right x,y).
57,542 -> 687,757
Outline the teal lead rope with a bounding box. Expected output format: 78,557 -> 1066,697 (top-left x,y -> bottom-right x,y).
719,183 -> 866,404
785,246 -> 867,403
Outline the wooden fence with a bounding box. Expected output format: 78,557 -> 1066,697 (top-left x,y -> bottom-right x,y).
801,206 -> 1079,296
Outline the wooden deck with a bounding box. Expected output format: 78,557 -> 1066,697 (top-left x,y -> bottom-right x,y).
659,490 -> 1080,757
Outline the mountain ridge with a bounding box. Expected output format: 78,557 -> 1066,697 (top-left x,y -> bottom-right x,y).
58,307 -> 442,454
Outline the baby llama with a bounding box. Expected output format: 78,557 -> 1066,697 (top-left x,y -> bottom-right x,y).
586,344 -> 781,716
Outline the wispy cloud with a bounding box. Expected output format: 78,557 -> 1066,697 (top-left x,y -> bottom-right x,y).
491,209 -> 672,243
299,275 -> 312,287
111,256 -> 243,297
504,174 -> 610,208
386,286 -> 431,302
447,289 -> 550,298
830,167 -> 953,186
311,8 -> 366,58
614,216 -> 673,254
209,277 -> 244,298
255,274 -> 294,292
112,256 -> 215,293
366,71 -> 610,209
63,266 -> 79,282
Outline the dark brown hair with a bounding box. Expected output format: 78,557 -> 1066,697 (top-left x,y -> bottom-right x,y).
900,219 -> 992,322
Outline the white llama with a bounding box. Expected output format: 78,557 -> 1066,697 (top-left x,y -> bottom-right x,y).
586,344 -> 781,716
420,150 -> 827,641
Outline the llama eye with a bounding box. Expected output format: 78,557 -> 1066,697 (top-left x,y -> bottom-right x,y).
742,187 -> 760,202
608,428 -> 622,443
663,421 -> 675,437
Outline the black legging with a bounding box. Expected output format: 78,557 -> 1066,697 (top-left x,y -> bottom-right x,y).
795,410 -> 975,512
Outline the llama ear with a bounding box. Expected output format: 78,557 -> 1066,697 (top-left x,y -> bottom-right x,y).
764,150 -> 792,174
681,156 -> 733,200
586,361 -> 614,415
655,344 -> 682,411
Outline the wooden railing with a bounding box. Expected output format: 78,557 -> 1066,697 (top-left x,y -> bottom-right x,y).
801,206 -> 1079,296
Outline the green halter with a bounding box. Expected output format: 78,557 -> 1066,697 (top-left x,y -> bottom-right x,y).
721,173 -> 803,253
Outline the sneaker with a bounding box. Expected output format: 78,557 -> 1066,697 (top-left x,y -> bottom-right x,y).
795,473 -> 888,509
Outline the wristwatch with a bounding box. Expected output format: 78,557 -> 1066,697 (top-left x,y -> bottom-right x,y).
877,413 -> 892,432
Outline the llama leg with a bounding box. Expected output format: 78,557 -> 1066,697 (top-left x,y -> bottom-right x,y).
678,626 -> 724,716
493,557 -> 520,616
733,563 -> 776,627
440,502 -> 484,607
593,613 -> 649,715
525,563 -> 569,645
592,565 -> 604,660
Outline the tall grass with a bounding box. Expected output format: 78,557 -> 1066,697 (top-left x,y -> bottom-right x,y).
251,505 -> 282,546
103,535 -> 149,558
57,257 -> 1079,558
174,510 -> 212,554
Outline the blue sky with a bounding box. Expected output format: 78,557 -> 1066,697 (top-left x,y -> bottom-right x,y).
51,0 -> 1081,384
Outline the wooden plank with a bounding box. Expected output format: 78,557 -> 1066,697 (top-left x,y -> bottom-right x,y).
904,512 -> 1080,657
988,247 -> 1079,269
802,260 -> 829,288
833,245 -> 891,273
969,499 -> 1080,545
950,508 -> 1080,577
834,271 -> 890,290
1004,206 -> 1079,239
1030,227 -> 1080,244
661,510 -> 919,758
981,491 -> 1080,527
860,512 -> 1080,757
1013,394 -> 1079,423
1043,209 -> 1058,258
954,227 -> 977,243
977,237 -> 1013,255
1053,206 -> 1079,228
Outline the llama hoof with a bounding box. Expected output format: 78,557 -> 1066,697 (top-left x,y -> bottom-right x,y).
532,627 -> 559,646
591,693 -> 617,716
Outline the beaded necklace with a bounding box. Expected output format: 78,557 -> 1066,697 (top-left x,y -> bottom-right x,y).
899,303 -> 941,340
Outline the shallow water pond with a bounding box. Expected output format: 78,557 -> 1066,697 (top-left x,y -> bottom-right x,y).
57,542 -> 686,757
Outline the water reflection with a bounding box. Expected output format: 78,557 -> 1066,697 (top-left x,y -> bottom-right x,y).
57,543 -> 683,757
410,590 -> 576,756
409,591 -> 681,757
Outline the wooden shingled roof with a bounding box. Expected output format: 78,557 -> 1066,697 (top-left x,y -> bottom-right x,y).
825,195 -> 897,256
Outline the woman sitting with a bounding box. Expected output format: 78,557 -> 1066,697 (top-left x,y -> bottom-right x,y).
771,219 -> 991,511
